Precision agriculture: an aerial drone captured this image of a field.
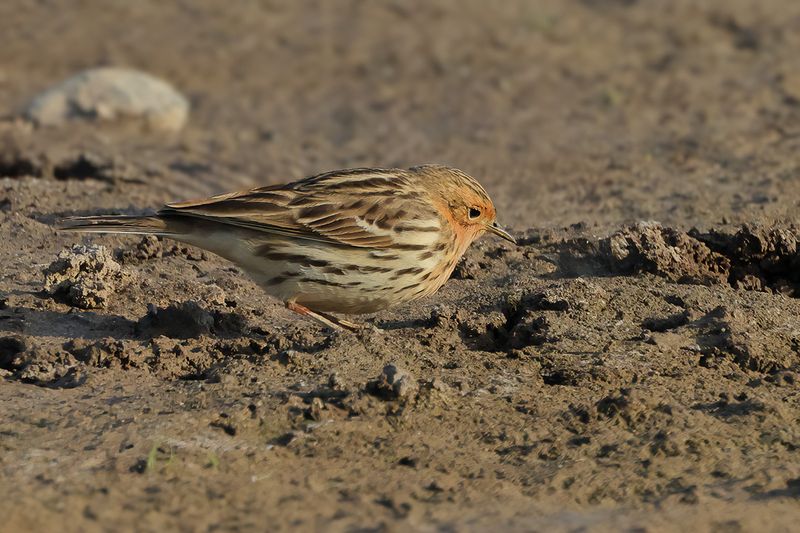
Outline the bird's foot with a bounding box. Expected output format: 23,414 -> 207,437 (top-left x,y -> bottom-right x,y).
285,301 -> 360,332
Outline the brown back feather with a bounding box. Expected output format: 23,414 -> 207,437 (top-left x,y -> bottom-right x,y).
159,167 -> 438,248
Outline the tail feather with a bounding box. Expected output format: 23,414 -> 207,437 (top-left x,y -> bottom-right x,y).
58,215 -> 172,235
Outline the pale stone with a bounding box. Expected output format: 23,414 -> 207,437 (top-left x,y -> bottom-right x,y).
26,67 -> 189,132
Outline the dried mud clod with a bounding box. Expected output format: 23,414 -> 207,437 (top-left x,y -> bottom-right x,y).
135,301 -> 247,339
53,152 -> 138,182
0,335 -> 27,373
600,221 -> 730,284
43,244 -> 133,309
9,334 -> 169,386
62,338 -> 151,370
450,255 -> 481,280
136,301 -> 214,340
0,148 -> 46,178
0,335 -> 86,387
565,388 -> 676,439
118,235 -> 163,263
496,281 -> 607,352
691,224 -> 800,295
0,144 -> 143,183
642,310 -> 691,332
693,305 -> 800,372
560,221 -> 800,297
366,364 -> 418,401
427,305 -> 507,351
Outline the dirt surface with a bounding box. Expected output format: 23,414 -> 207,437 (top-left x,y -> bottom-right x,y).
2,1 -> 800,531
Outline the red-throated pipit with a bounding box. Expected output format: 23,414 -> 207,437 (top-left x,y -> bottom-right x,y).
61,165 -> 515,330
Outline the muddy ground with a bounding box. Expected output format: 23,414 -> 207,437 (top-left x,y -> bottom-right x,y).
2,1 -> 800,531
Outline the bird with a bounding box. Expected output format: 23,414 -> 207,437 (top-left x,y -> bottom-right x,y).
60,164 -> 516,330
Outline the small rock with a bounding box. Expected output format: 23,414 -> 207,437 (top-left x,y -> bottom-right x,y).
367,364 -> 418,401
44,245 -> 132,309
26,67 -> 189,132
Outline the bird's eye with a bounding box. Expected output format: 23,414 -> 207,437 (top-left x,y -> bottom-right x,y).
468,207 -> 481,219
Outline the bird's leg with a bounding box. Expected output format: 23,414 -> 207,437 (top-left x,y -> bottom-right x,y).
318,313 -> 361,332
285,300 -> 360,332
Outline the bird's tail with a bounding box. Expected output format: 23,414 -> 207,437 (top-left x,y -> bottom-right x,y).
58,215 -> 173,235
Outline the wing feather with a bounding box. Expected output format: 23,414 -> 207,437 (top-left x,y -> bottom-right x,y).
158,168 -> 434,249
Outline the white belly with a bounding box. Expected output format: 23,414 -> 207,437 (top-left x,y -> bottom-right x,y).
177,231 -> 445,314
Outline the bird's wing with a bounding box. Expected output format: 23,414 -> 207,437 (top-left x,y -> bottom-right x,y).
159,168 -> 434,249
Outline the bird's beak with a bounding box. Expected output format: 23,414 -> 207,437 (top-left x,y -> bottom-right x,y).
486,222 -> 516,245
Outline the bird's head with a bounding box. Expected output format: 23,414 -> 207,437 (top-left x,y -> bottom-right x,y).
413,165 -> 516,245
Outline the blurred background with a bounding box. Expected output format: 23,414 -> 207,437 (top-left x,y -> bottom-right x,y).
3,0 -> 800,229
